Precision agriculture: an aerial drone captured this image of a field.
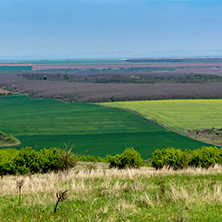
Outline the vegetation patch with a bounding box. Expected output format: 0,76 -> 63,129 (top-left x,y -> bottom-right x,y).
0,131 -> 20,147
186,128 -> 222,146
151,146 -> 222,170
0,147 -> 78,175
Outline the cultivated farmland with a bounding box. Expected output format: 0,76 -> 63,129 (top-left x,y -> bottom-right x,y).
1,58 -> 222,102
0,95 -> 208,158
100,100 -> 222,145
100,100 -> 222,131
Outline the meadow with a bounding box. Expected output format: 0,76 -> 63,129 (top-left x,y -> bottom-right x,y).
0,66 -> 32,72
1,166 -> 222,221
100,99 -> 222,131
0,95 -> 208,158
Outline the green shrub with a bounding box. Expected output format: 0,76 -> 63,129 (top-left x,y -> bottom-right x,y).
78,155 -> 107,163
38,148 -> 61,173
0,149 -> 19,175
189,146 -> 221,169
107,148 -> 144,169
78,155 -> 97,162
151,146 -> 221,170
151,147 -> 189,170
0,147 -> 78,175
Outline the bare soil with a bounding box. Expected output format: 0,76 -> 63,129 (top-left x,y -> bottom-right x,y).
0,88 -> 10,95
184,128 -> 222,146
1,72 -> 222,102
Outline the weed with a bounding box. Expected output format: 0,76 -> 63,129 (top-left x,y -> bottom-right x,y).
16,179 -> 24,206
54,189 -> 69,213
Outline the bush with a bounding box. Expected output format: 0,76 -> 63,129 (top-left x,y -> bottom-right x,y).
151,147 -> 190,170
151,146 -> 221,170
78,155 -> 107,163
189,146 -> 221,169
0,148 -> 19,175
78,155 -> 97,162
107,148 -> 144,169
0,147 -> 78,175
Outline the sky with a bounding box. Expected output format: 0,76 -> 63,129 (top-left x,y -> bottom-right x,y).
0,0 -> 222,59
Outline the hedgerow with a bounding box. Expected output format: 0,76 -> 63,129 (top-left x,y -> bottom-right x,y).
151,146 -> 222,170
1,146 -> 222,175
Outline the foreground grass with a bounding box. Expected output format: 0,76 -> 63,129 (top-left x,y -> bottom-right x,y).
1,167 -> 222,221
100,99 -> 222,131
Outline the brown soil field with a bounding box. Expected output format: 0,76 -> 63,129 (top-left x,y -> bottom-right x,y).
31,63 -> 222,70
1,73 -> 222,102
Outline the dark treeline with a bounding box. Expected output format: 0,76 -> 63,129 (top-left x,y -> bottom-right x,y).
21,73 -> 222,84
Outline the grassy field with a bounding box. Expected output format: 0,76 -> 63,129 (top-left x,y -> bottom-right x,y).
100,99 -> 222,131
0,66 -> 32,72
1,166 -> 222,221
0,95 -> 208,158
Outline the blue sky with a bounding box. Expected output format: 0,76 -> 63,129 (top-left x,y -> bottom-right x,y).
0,0 -> 222,59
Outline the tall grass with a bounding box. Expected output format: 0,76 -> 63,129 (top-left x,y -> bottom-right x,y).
1,167 -> 222,221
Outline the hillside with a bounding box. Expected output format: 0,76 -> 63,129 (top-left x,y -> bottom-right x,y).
0,95 -> 208,158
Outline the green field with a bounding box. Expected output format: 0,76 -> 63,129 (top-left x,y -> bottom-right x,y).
0,96 -> 209,158
100,100 -> 222,131
0,66 -> 32,72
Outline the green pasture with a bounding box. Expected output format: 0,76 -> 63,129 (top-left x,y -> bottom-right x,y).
0,96 -> 208,158
100,99 -> 222,131
0,66 -> 32,72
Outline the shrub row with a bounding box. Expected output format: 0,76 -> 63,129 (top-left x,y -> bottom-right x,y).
0,146 -> 221,175
151,146 -> 222,170
0,147 -> 77,175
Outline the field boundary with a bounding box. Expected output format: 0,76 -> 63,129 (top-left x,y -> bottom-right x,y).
97,104 -> 171,130
98,104 -> 216,147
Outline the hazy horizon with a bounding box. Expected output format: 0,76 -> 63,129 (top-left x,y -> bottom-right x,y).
1,0 -> 222,59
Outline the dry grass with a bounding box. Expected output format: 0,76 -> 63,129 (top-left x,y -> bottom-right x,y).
1,166 -> 222,221
1,166 -> 222,196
